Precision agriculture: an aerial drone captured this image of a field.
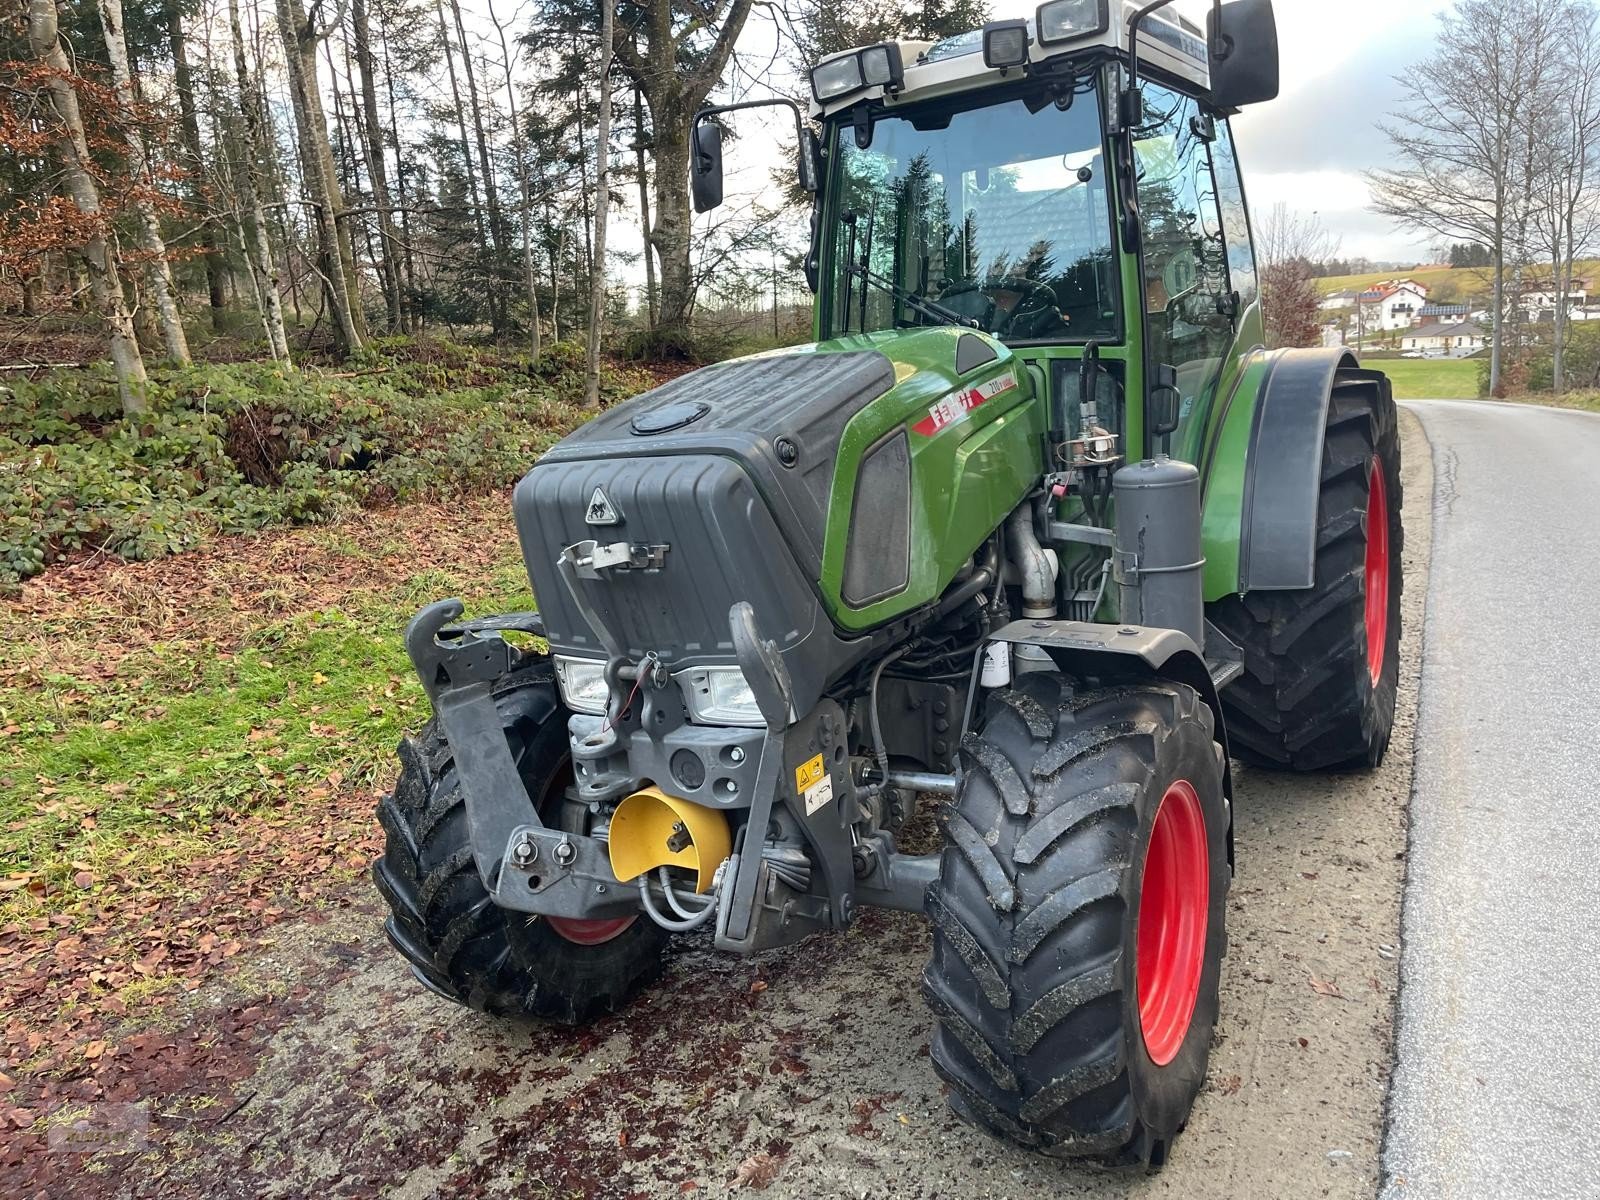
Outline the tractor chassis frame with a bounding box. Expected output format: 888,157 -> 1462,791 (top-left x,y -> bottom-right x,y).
403,598 -> 1240,955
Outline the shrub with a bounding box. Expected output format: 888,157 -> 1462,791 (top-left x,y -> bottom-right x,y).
0,339 -> 653,589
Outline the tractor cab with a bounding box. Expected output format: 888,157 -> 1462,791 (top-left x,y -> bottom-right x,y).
693,0 -> 1278,468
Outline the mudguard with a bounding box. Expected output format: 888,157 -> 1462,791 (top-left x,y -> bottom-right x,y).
1201,347 -> 1374,596
987,619 -> 1236,867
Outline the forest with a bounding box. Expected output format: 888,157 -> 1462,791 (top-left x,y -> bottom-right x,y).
0,0 -> 988,585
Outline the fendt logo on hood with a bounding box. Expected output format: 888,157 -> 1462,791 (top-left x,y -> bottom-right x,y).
911,371 -> 1018,436
586,486 -> 622,526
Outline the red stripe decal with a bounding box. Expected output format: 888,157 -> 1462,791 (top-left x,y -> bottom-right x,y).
911,371 -> 1017,436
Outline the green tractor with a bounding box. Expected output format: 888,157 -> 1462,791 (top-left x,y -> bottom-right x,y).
373,0 -> 1403,1167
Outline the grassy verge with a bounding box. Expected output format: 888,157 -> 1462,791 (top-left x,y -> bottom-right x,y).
1498,391 -> 1600,412
1367,357 -> 1481,400
0,493 -> 535,1066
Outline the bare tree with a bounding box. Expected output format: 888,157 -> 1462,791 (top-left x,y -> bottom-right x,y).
166,1 -> 227,332
26,0 -> 148,413
1532,4 -> 1600,393
1369,0 -> 1571,394
585,0 -> 615,410
230,0 -> 294,365
608,0 -> 757,337
98,0 -> 191,365
486,0 -> 542,357
277,0 -> 368,356
1257,204 -> 1339,350
351,0 -> 404,332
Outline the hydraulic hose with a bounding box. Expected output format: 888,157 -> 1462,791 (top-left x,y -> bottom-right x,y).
637,870 -> 717,931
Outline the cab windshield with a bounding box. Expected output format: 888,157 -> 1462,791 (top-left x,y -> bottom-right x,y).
824,75 -> 1118,344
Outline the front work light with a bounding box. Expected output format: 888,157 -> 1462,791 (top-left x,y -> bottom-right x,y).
1036,0 -> 1110,46
983,19 -> 1031,68
555,655 -> 609,715
811,42 -> 905,103
679,666 -> 765,727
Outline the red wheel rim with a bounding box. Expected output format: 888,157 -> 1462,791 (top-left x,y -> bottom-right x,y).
1364,460 -> 1391,685
1137,780 -> 1210,1067
545,915 -> 636,945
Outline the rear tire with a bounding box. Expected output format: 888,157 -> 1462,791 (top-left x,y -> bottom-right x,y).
1209,375 -> 1403,770
372,658 -> 668,1024
924,675 -> 1229,1166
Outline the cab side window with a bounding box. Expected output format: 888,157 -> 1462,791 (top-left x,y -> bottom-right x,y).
1210,120 -> 1258,313
1132,83 -> 1233,460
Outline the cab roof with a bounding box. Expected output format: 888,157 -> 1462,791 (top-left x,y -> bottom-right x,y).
809,2 -> 1211,120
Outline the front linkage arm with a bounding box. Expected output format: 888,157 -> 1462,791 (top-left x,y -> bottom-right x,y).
403,599 -> 636,921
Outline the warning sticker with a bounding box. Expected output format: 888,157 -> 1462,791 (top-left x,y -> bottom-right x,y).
795,753 -> 825,794
911,371 -> 1018,436
804,775 -> 835,816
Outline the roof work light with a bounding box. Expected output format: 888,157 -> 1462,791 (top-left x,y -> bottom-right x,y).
810,43 -> 905,103
1036,0 -> 1111,46
982,20 -> 1031,68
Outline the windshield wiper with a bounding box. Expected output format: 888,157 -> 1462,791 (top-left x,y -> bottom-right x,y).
847,263 -> 979,330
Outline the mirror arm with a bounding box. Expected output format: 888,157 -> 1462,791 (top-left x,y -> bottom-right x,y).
691,97 -> 820,192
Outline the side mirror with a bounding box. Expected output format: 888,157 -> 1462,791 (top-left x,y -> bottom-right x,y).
1207,0 -> 1279,109
798,129 -> 820,194
1149,364 -> 1181,437
691,121 -> 724,213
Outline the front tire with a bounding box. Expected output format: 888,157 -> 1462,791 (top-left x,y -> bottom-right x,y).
1209,375 -> 1403,770
372,658 -> 668,1024
923,675 -> 1229,1166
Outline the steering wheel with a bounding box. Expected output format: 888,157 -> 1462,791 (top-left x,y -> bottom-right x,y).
939,275 -> 1061,336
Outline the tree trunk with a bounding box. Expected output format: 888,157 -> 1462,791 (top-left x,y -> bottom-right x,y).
585,0 -> 614,409
100,0 -> 190,365
634,85 -> 656,328
276,0 -> 366,357
650,117 -> 694,333
485,0 -> 541,358
167,2 -> 226,332
451,0 -> 509,332
229,0 -> 292,365
28,0 -> 147,413
436,0 -> 496,332
351,0 -> 403,332
378,16 -> 419,331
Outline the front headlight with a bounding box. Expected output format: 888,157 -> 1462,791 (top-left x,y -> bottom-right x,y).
680,666 -> 765,727
1036,0 -> 1109,46
554,656 -> 608,715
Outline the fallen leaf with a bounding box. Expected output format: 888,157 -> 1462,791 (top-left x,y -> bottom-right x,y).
733,1152 -> 782,1190
82,1041 -> 106,1059
73,871 -> 95,890
1309,975 -> 1343,998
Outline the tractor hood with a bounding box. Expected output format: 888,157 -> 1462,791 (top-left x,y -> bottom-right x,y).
513,327 -> 1043,707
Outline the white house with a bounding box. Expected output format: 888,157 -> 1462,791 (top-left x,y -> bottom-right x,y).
1401,321 -> 1486,357
1363,280 -> 1430,332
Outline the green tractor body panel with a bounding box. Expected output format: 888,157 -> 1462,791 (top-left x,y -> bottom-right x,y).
808,329 -> 1043,631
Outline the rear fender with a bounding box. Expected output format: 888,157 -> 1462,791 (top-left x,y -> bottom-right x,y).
988,620 -> 1235,868
1200,347 -> 1376,597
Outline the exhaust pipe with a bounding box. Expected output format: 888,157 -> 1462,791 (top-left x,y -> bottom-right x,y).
1007,503 -> 1057,675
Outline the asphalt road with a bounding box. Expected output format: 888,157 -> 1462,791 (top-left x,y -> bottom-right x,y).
1384,400 -> 1600,1200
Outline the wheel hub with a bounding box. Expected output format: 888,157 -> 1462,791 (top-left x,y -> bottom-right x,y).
1137,780 -> 1209,1067
1365,460 -> 1391,684
544,915 -> 636,945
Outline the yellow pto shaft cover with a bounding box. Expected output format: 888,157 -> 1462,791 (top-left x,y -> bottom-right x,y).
606,786 -> 731,894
